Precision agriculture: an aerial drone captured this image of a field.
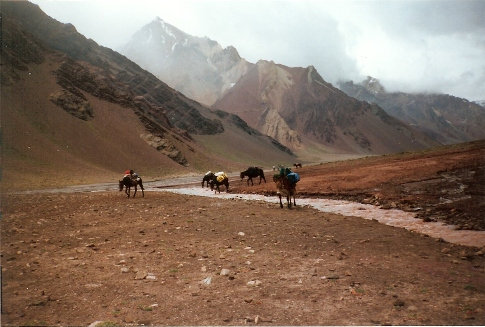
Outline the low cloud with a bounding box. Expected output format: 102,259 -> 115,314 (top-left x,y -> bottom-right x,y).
31,0 -> 485,100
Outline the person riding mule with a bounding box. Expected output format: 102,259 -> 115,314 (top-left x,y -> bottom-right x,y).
124,169 -> 140,181
120,169 -> 144,197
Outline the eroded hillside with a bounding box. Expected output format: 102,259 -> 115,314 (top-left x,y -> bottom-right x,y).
214,61 -> 439,156
0,1 -> 295,190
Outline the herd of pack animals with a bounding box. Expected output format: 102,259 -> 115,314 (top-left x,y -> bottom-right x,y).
119,163 -> 303,208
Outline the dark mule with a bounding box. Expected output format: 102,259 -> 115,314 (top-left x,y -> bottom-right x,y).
273,175 -> 296,208
240,167 -> 266,186
209,174 -> 230,193
202,172 -> 215,188
119,176 -> 144,198
293,163 -> 302,168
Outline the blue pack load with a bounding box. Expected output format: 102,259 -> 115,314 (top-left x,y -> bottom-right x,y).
286,172 -> 300,184
280,167 -> 293,176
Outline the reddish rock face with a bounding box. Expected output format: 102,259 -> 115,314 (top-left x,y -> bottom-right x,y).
214,60 -> 438,155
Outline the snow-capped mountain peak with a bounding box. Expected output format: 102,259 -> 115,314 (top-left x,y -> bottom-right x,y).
120,17 -> 252,106
362,76 -> 385,94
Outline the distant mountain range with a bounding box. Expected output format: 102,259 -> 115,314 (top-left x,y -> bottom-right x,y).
475,100 -> 485,107
213,61 -> 437,155
120,18 -> 439,158
3,2 -> 480,188
338,77 -> 485,144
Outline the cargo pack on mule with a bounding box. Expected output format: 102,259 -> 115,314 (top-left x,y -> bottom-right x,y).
273,166 -> 300,208
274,167 -> 300,185
209,171 -> 229,193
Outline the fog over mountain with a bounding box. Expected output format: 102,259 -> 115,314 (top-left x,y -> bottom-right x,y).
120,17 -> 252,106
31,0 -> 485,102
339,77 -> 485,145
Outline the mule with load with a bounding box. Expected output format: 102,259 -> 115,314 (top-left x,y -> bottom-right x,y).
209,172 -> 230,193
273,167 -> 300,208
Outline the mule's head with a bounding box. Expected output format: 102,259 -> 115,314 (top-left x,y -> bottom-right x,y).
240,172 -> 245,180
119,180 -> 124,191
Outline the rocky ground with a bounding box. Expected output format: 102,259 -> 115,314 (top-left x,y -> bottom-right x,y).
232,140 -> 485,231
1,141 -> 484,326
2,192 -> 484,326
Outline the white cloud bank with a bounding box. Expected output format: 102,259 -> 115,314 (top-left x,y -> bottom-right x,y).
31,0 -> 485,101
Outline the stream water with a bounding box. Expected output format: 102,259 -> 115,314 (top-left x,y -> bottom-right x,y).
18,176 -> 485,248
155,186 -> 485,248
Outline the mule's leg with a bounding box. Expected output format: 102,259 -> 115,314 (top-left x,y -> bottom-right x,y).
287,194 -> 291,208
278,193 -> 283,208
125,186 -> 130,198
133,185 -> 137,198
292,194 -> 296,206
250,177 -> 254,186
139,182 -> 145,197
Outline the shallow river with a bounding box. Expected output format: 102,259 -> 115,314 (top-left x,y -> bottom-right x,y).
155,186 -> 485,248
20,176 -> 485,248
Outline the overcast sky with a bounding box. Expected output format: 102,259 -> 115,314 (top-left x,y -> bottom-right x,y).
31,0 -> 485,101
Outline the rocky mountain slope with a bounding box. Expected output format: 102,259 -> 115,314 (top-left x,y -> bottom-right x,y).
1,1 -> 295,189
339,77 -> 485,144
120,18 -> 252,106
121,18 -> 440,158
213,60 -> 438,157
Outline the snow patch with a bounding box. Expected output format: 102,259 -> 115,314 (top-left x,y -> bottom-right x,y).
146,29 -> 153,44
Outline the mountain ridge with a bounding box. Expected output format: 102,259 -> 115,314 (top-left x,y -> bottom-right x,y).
339,77 -> 485,144
120,16 -> 485,155
214,60 -> 438,157
120,17 -> 253,106
1,1 -> 296,189
121,17 -> 441,158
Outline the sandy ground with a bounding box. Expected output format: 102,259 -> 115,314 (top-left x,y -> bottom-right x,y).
1,141 -> 484,326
